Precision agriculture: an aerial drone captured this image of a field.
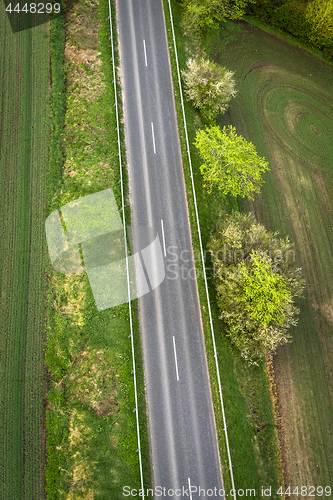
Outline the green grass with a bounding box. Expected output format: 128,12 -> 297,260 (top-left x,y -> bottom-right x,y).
203,19 -> 333,489
0,8 -> 49,500
163,1 -> 283,497
45,0 -> 151,497
245,0 -> 333,62
243,15 -> 333,65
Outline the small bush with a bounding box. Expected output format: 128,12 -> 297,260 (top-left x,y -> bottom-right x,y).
182,58 -> 237,123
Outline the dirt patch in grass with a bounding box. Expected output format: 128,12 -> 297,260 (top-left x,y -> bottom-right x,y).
52,273 -> 86,326
320,297 -> 333,325
69,347 -> 121,417
314,173 -> 332,213
274,352 -> 314,489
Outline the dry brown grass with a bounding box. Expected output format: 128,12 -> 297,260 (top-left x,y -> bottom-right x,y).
52,274 -> 86,327
66,409 -> 99,499
69,347 -> 120,417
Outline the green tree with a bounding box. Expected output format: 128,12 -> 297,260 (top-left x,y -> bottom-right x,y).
182,58 -> 237,123
208,212 -> 304,363
306,0 -> 333,47
181,0 -> 256,34
240,251 -> 291,327
195,125 -> 270,199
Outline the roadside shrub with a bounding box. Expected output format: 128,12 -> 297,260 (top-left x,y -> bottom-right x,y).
182,58 -> 237,123
209,212 -> 304,364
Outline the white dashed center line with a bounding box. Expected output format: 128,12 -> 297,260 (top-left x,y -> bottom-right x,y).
151,122 -> 156,154
161,219 -> 167,257
173,336 -> 180,381
143,39 -> 148,66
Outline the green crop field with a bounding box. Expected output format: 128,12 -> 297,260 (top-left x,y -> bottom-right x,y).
206,20 -> 333,489
0,7 -> 49,500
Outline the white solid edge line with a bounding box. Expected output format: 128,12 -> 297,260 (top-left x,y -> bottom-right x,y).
143,39 -> 148,66
166,0 -> 236,498
188,478 -> 193,500
172,336 -> 180,381
161,219 -> 167,257
108,1 -> 145,498
151,122 -> 156,154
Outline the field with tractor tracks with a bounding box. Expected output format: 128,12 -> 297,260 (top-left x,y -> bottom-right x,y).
0,7 -> 49,500
208,20 -> 333,490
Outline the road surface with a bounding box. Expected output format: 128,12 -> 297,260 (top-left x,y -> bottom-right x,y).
116,1 -> 225,498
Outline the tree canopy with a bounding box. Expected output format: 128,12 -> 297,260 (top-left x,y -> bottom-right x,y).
306,0 -> 333,48
180,0 -> 256,34
208,212 -> 304,363
247,0 -> 333,58
195,125 -> 270,199
240,251 -> 291,328
182,58 -> 237,123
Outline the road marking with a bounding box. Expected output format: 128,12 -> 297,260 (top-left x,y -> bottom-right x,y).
143,39 -> 148,66
151,122 -> 156,154
161,219 -> 167,257
172,336 -> 180,381
188,478 -> 193,500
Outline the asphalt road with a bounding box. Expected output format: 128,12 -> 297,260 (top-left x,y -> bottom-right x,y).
116,1 -> 225,498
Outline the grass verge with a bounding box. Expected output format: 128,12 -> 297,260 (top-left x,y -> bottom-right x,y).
162,1 -> 283,497
45,0 -> 151,497
243,15 -> 333,66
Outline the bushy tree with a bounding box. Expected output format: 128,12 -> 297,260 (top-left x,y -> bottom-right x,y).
195,125 -> 270,199
208,212 -> 304,364
182,59 -> 237,123
181,0 -> 256,34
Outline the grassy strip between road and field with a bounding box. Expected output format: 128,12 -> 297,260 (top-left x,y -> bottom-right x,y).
162,1 -> 283,498
0,8 -> 49,500
46,0 -> 151,497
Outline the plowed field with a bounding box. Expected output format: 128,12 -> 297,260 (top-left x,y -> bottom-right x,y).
212,21 -> 333,490
0,8 -> 49,500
